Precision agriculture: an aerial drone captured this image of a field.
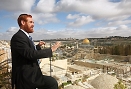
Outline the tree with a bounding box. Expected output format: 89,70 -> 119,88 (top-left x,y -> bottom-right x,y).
114,80 -> 126,89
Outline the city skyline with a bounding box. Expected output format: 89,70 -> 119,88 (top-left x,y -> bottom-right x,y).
0,0 -> 131,40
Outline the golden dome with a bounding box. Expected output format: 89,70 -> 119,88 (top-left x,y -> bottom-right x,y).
83,38 -> 90,44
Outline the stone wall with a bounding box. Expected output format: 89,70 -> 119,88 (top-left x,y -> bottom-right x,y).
92,53 -> 130,62
76,51 -> 130,63
40,58 -> 68,70
74,61 -> 103,69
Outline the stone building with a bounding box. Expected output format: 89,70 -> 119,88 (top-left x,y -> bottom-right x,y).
90,74 -> 118,89
64,85 -> 85,89
0,40 -> 11,73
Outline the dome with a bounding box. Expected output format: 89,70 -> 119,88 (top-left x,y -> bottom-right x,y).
90,74 -> 118,89
83,38 -> 90,44
64,85 -> 85,89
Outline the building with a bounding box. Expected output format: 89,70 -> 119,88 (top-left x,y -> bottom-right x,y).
90,74 -> 118,89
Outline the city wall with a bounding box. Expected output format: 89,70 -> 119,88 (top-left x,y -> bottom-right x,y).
74,60 -> 103,69
92,53 -> 131,62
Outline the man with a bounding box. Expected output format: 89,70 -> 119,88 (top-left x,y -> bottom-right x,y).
11,14 -> 61,89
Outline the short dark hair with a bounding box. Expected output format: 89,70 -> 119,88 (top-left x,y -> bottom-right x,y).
17,14 -> 32,27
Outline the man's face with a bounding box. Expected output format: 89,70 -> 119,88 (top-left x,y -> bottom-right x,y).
24,17 -> 34,33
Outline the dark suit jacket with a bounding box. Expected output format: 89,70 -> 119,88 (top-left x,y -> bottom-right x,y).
11,30 -> 52,89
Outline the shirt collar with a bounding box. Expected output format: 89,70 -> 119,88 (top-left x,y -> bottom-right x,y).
20,29 -> 30,37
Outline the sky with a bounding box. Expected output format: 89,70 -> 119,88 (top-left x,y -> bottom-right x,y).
0,0 -> 131,40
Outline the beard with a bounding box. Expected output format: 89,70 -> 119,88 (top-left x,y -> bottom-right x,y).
24,24 -> 34,33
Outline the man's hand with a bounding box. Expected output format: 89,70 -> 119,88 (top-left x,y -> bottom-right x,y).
38,41 -> 46,46
51,41 -> 61,52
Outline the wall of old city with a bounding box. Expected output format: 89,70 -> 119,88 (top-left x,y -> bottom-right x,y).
92,53 -> 131,62
74,60 -> 103,69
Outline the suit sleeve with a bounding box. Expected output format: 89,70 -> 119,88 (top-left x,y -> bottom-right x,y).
36,44 -> 41,50
11,34 -> 53,60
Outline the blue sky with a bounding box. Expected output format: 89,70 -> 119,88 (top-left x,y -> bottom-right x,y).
0,0 -> 131,40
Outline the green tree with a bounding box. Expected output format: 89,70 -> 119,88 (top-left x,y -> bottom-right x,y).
114,80 -> 126,89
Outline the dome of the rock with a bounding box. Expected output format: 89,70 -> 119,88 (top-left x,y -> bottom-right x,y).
83,38 -> 90,44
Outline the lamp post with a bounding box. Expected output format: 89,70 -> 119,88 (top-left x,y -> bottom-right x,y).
49,42 -> 52,76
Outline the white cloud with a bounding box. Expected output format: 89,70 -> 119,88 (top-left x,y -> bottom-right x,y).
55,0 -> 121,18
21,25 -> 131,39
0,0 -> 131,40
68,15 -> 94,27
118,0 -> 131,15
0,25 -> 131,40
55,0 -> 81,12
116,25 -> 128,30
108,20 -> 131,26
55,0 -> 131,28
13,12 -> 59,25
107,15 -> 130,21
34,0 -> 55,13
6,27 -> 18,32
87,25 -> 131,38
0,0 -> 35,12
32,13 -> 59,24
0,27 -> 19,40
67,14 -> 80,19
1,0 -> 131,27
